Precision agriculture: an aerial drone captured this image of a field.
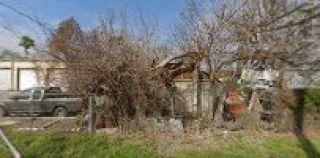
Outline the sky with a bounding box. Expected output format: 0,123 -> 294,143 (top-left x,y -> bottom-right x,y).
0,0 -> 186,52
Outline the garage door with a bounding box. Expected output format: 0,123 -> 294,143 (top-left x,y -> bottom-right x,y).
0,69 -> 11,90
18,69 -> 42,90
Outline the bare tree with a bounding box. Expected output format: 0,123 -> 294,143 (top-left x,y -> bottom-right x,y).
47,12 -> 181,131
173,0 -> 319,128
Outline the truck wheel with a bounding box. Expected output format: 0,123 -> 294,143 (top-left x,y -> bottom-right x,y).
0,107 -> 5,117
53,107 -> 68,117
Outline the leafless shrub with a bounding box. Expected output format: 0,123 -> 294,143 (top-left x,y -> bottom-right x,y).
47,13 -> 182,130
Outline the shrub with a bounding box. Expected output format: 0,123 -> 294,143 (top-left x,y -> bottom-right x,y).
304,89 -> 320,113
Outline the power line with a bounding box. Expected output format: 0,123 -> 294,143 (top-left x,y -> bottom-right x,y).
0,1 -> 54,36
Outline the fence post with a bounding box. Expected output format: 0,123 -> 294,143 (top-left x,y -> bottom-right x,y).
171,90 -> 175,117
88,95 -> 95,132
29,90 -> 35,130
0,128 -> 21,158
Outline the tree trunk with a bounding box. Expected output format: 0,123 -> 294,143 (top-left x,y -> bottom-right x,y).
135,104 -> 145,131
247,91 -> 264,129
209,82 -> 217,120
276,107 -> 293,132
205,55 -> 214,121
24,49 -> 29,56
213,92 -> 226,127
195,62 -> 202,119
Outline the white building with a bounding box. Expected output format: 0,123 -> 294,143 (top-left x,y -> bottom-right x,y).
0,58 -> 65,91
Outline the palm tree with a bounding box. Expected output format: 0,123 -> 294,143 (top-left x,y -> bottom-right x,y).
19,36 -> 35,56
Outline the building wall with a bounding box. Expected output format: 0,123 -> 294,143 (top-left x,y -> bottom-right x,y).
175,81 -> 213,115
0,60 -> 65,91
284,70 -> 320,89
0,68 -> 11,90
240,69 -> 279,83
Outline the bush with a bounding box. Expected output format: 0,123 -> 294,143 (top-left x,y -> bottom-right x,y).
304,89 -> 320,113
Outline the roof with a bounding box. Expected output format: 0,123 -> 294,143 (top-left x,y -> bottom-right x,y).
0,50 -> 55,61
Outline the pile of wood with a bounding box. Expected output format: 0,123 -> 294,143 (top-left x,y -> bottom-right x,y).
226,91 -> 247,118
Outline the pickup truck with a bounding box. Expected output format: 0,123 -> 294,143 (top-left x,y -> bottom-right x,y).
0,87 -> 82,117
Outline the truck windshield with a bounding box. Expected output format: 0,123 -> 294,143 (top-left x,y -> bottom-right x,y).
20,89 -> 32,96
19,89 -> 42,100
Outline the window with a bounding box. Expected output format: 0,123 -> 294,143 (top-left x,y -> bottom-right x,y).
32,90 -> 42,100
18,89 -> 42,100
18,89 -> 32,100
18,69 -> 42,90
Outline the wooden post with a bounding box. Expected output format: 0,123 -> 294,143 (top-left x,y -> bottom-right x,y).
88,95 -> 94,132
171,90 -> 175,117
214,91 -> 226,127
248,91 -> 259,112
10,59 -> 14,91
208,81 -> 218,121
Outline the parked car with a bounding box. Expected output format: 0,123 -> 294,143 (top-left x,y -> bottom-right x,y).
0,87 -> 82,117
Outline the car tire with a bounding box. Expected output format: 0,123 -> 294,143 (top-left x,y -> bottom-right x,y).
53,107 -> 68,117
0,107 -> 5,117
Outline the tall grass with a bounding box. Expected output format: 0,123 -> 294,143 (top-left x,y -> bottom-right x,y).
0,137 -> 11,158
173,137 -> 320,158
6,131 -> 159,158
2,129 -> 320,158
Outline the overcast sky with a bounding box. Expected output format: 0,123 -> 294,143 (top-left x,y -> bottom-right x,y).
0,0 -> 186,52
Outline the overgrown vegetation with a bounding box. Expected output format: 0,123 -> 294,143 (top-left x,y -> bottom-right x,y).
47,15 -> 178,130
174,137 -> 320,158
1,0 -> 318,132
303,89 -> 320,113
40,0 -> 320,132
0,0 -> 319,157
